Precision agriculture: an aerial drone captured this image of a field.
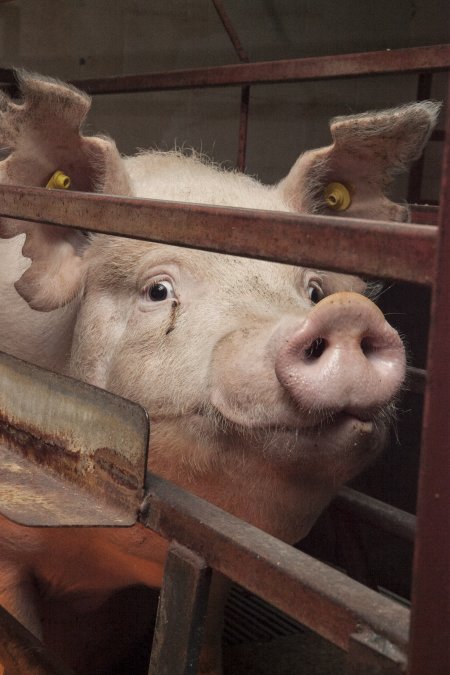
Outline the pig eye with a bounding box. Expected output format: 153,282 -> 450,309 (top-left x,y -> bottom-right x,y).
307,281 -> 324,305
147,280 -> 176,302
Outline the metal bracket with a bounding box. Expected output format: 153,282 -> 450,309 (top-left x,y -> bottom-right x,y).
0,351 -> 149,526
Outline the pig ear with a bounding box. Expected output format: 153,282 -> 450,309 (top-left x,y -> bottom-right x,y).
0,71 -> 133,311
278,101 -> 441,222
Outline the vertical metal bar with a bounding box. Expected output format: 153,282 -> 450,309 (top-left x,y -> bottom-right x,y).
407,73 -> 433,204
408,76 -> 450,675
211,0 -> 250,171
148,543 -> 212,675
237,85 -> 250,171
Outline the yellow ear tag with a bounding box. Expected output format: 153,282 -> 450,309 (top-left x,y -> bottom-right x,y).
46,170 -> 71,190
324,182 -> 351,211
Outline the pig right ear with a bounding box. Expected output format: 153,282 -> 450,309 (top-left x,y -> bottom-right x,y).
0,71 -> 133,311
278,101 -> 441,222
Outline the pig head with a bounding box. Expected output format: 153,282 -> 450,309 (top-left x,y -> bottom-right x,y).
0,73 -> 440,673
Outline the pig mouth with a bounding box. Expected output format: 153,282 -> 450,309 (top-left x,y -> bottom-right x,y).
196,401 -> 391,440
260,411 -> 377,439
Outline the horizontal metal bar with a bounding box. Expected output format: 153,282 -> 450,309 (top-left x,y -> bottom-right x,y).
141,474 -> 409,655
0,350 -> 148,526
0,185 -> 437,284
409,205 -> 438,226
334,488 -> 416,543
0,605 -> 74,675
70,45 -> 450,94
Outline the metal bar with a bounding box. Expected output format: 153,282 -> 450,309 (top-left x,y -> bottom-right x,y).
408,77 -> 450,675
347,630 -> 407,675
0,350 -> 148,527
140,474 -> 410,656
407,73 -> 434,204
237,85 -> 250,171
409,205 -> 438,226
148,543 -> 211,675
211,0 -> 251,171
334,488 -> 416,543
0,185 -> 437,284
70,44 -> 450,95
211,0 -> 249,63
0,605 -> 75,675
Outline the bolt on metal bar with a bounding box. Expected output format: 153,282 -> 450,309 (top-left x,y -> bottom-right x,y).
148,543 -> 212,675
408,77 -> 450,675
141,474 -> 409,657
0,185 -> 437,285
69,44 -> 450,95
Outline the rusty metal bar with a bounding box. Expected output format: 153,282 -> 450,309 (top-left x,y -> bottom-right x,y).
211,0 -> 249,63
148,543 -> 211,675
236,85 -> 250,171
334,488 -> 416,543
70,44 -> 450,95
0,185 -> 437,284
347,630 -> 407,675
408,77 -> 450,675
0,350 -> 148,527
0,605 -> 74,675
211,0 -> 251,172
140,474 -> 410,656
407,73 -> 434,204
409,204 -> 438,226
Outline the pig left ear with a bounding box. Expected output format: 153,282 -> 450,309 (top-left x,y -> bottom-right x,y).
278,101 -> 441,221
0,71 -> 133,311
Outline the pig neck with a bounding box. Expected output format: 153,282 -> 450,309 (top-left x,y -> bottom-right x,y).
148,453 -> 336,544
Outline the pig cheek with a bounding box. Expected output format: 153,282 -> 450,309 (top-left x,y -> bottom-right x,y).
209,327 -> 291,428
105,310 -> 212,416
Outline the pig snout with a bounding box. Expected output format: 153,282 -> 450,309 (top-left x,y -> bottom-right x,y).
275,292 -> 406,419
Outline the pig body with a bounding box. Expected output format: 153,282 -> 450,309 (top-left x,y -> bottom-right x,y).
0,74 -> 440,674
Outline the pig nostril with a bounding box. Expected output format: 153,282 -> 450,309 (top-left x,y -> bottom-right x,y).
304,337 -> 326,360
361,336 -> 376,356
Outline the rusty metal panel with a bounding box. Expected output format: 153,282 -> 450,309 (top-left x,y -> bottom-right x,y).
148,543 -> 211,675
0,605 -> 74,675
0,185 -> 437,284
0,351 -> 148,526
141,474 -> 409,658
70,44 -> 450,95
408,78 -> 450,675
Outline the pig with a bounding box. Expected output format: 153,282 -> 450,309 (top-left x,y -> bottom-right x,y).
0,73 -> 440,674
